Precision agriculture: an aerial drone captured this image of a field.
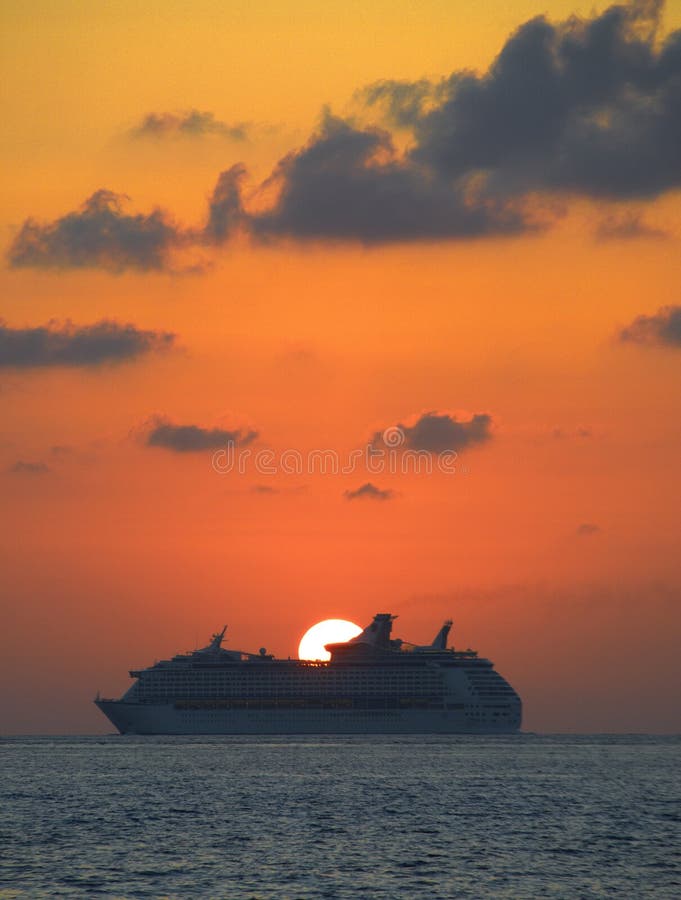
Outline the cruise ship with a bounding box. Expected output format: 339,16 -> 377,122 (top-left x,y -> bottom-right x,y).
95,614 -> 522,734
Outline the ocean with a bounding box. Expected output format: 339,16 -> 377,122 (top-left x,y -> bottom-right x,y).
1,734 -> 679,899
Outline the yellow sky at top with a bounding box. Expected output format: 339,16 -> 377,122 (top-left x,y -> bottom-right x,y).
3,0 -> 681,217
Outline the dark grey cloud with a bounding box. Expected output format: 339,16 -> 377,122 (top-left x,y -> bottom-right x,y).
9,460 -> 50,475
146,419 -> 258,453
577,523 -> 601,536
225,1 -> 681,245
205,164 -> 248,243
375,411 -> 493,453
249,114 -> 533,242
8,190 -> 183,272
595,212 -> 667,241
0,320 -> 175,367
619,305 -> 681,346
364,1 -> 681,200
344,482 -> 396,501
11,3 -> 677,264
130,110 -> 248,141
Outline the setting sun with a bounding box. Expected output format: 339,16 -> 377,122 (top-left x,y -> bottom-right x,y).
298,619 -> 362,661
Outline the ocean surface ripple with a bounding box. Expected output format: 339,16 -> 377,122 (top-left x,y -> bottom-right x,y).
1,734 -> 679,899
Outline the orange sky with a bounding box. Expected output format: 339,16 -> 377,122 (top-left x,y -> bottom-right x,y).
1,0 -> 680,733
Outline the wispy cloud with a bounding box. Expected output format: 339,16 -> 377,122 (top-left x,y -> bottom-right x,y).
0,320 -> 175,367
619,305 -> 681,348
595,212 -> 667,242
344,482 -> 396,501
576,523 -> 601,537
552,426 -> 593,440
146,418 -> 258,453
374,411 -> 493,453
8,190 -> 184,273
205,165 -> 248,243
8,460 -> 51,475
129,110 -> 249,141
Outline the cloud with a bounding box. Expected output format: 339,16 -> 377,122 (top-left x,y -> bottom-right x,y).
0,320 -> 175,367
577,523 -> 601,536
146,418 -> 258,453
358,79 -> 446,130
129,110 -> 249,141
552,426 -> 593,439
595,212 -> 667,241
9,461 -> 50,475
247,484 -> 309,496
50,445 -> 73,457
344,482 -> 396,501
11,3 -> 678,267
7,190 -> 183,272
619,305 -> 681,347
218,0 -> 681,247
363,1 -> 681,201
375,411 -> 493,453
205,164 -> 248,243
248,113 -> 534,242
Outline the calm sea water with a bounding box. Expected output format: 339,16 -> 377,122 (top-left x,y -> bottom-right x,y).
1,734 -> 679,899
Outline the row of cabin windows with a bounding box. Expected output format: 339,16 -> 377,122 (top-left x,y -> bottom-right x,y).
141,671 -> 442,684
140,675 -> 444,689
138,686 -> 446,699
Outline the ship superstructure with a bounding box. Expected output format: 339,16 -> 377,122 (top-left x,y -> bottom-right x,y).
95,614 -> 522,734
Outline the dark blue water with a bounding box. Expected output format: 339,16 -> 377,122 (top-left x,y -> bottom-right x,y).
1,735 -> 679,898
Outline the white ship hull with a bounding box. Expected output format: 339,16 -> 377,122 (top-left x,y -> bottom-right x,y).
96,700 -> 521,735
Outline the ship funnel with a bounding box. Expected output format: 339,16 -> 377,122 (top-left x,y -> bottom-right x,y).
430,620 -> 452,650
349,613 -> 396,648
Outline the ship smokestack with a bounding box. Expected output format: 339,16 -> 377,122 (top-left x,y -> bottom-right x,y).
348,613 -> 396,648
